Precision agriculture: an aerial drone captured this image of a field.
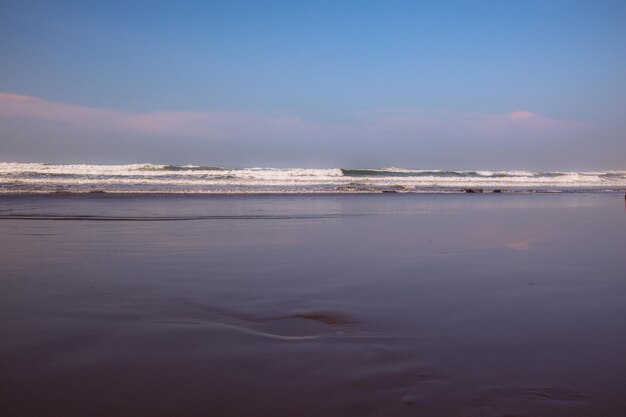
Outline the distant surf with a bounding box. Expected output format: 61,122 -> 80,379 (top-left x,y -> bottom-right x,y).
1,163 -> 625,194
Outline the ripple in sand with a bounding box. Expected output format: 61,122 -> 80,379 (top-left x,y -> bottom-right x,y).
522,387 -> 588,403
171,304 -> 355,340
464,386 -> 590,417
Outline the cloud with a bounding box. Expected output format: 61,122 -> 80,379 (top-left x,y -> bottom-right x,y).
506,240 -> 533,251
509,110 -> 534,120
2,91 -> 599,167
349,107 -> 587,140
0,92 -> 587,143
0,92 -> 121,128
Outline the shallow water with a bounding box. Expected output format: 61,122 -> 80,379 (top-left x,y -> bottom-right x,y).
1,193 -> 626,416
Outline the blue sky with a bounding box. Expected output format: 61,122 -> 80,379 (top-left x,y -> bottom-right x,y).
1,0 -> 625,168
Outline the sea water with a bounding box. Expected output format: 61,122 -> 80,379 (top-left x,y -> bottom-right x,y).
2,162 -> 626,193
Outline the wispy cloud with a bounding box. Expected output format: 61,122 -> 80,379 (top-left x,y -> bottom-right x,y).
0,92 -> 588,142
348,107 -> 587,139
0,92 -> 121,128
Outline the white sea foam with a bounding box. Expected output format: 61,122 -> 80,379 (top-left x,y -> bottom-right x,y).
1,163 -> 625,193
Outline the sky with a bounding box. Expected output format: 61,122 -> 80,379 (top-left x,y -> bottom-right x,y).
1,0 -> 625,169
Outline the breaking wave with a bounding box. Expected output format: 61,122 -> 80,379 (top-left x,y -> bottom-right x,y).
340,168 -> 581,179
1,163 -> 625,194
146,165 -> 225,172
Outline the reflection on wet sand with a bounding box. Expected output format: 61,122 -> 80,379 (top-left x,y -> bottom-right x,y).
1,193 -> 625,417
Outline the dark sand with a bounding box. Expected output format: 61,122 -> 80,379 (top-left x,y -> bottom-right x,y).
1,193 -> 625,417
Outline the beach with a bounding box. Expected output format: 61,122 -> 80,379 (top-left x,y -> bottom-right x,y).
1,193 -> 626,417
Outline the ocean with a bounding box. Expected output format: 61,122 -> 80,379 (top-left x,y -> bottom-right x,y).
2,162 -> 626,193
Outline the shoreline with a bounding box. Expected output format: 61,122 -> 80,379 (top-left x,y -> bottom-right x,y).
1,188 -> 624,196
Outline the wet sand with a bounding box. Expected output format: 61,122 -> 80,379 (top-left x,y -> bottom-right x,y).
1,193 -> 626,417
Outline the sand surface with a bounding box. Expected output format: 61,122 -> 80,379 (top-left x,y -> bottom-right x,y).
1,193 -> 626,416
